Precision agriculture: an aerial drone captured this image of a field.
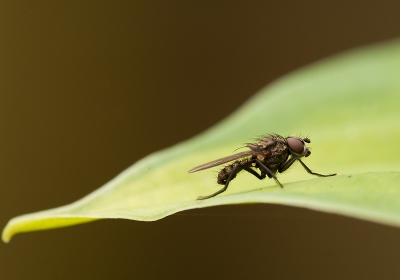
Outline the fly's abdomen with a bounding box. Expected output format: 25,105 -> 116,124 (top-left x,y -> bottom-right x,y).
217,159 -> 250,185
217,162 -> 237,184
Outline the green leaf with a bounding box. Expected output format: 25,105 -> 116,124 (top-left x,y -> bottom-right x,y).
3,39 -> 400,243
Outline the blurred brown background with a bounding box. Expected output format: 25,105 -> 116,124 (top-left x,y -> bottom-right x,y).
1,1 -> 400,279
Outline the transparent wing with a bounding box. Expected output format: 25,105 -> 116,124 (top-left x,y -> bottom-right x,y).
188,150 -> 256,173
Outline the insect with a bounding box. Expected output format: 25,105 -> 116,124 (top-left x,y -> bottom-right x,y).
189,134 -> 336,200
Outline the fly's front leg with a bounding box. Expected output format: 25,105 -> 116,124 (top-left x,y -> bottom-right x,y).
278,156 -> 298,173
197,164 -> 241,200
255,159 -> 284,188
298,159 -> 337,177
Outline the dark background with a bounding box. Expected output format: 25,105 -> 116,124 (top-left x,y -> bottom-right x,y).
1,1 -> 400,279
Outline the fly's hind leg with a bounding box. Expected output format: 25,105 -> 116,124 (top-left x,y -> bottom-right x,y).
197,164 -> 242,200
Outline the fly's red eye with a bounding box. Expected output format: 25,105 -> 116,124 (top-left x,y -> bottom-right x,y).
287,137 -> 304,154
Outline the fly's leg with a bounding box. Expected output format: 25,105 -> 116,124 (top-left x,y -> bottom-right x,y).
255,159 -> 284,188
242,165 -> 266,180
298,159 -> 337,177
197,164 -> 242,200
278,156 -> 297,173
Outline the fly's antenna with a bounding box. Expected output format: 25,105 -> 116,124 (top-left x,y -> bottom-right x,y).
303,132 -> 311,143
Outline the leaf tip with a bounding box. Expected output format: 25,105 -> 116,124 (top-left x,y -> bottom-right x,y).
2,220 -> 17,243
2,213 -> 98,243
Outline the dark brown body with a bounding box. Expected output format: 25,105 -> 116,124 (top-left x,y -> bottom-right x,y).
217,135 -> 289,184
189,134 -> 336,200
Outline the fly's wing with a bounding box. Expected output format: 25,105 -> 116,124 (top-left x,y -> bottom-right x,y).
188,150 -> 255,173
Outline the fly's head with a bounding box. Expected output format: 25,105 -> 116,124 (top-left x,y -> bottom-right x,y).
286,137 -> 311,158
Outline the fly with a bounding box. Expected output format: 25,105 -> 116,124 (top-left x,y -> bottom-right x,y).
189,134 -> 336,200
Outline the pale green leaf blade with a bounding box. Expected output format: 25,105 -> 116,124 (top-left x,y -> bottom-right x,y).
3,39 -> 400,242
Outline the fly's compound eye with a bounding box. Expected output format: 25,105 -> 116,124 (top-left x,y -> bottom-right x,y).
287,137 -> 305,155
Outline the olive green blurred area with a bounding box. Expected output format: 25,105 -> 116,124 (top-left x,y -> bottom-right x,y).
2,1 -> 400,279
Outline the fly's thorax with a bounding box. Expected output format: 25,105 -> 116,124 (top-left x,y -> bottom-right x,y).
265,163 -> 279,175
249,135 -> 288,154
260,139 -> 290,165
249,135 -> 285,151
264,148 -> 289,165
